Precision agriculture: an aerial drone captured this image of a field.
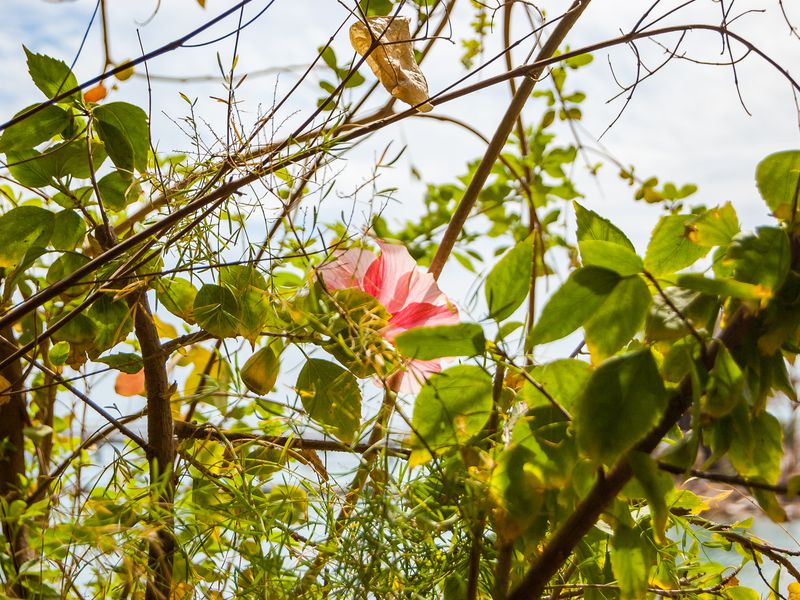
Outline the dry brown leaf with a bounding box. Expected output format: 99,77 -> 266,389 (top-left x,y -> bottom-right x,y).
349,17 -> 433,112
0,375 -> 11,406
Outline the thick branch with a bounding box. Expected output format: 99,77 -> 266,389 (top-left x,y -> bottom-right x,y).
0,326 -> 34,597
133,295 -> 176,600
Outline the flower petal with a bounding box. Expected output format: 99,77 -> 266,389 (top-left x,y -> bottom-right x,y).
317,247 -> 376,291
364,241 -> 447,313
363,241 -> 417,308
383,301 -> 459,340
391,359 -> 442,393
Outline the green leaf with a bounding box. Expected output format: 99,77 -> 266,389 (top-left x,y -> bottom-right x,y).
220,264 -> 267,292
87,296 -> 134,353
575,349 -> 667,465
511,406 -> 577,488
727,227 -> 790,296
46,252 -> 91,297
578,240 -> 643,276
155,277 -> 197,324
48,341 -> 70,367
584,275 -> 651,362
296,358 -> 361,444
46,138 -> 107,179
727,407 -> 783,484
574,202 -> 635,250
753,488 -> 787,523
626,451 -> 673,543
51,210 -> 86,251
724,587 -> 762,600
241,343 -> 281,395
755,150 -> 800,221
24,47 -> 80,101
703,345 -> 745,418
676,274 -> 767,301
267,484 -> 308,525
409,365 -> 493,465
93,102 -> 149,173
6,149 -> 53,187
0,206 -> 54,269
644,214 -> 709,275
96,352 -> 144,374
645,287 -> 717,342
51,313 -> 97,345
490,444 -> 544,530
610,524 -> 653,600
97,170 -> 141,211
485,236 -> 533,321
194,284 -> 241,338
520,359 -> 591,411
358,0 -> 393,16
689,203 -> 739,247
395,323 -> 485,360
0,104 -> 70,153
531,267 -> 620,345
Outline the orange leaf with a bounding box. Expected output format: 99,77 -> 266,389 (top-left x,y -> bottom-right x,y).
83,83 -> 107,103
115,369 -> 145,397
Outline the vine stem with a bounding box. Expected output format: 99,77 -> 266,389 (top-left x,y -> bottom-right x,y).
427,0 -> 592,280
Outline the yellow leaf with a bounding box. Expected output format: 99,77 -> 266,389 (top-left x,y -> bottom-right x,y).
153,315 -> 178,339
788,582 -> 800,600
349,17 -> 433,112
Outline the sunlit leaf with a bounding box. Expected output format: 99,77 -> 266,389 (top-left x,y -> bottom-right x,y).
395,323 -> 485,360
689,202 -> 740,247
756,150 -> 800,221
194,284 -> 240,339
574,201 -> 635,250
241,343 -> 281,395
0,206 -> 54,269
155,277 -> 197,324
93,102 -> 149,173
0,104 -> 70,153
296,358 -> 361,444
578,240 -> 643,276
575,349 -> 667,465
485,235 -> 533,321
24,47 -> 80,101
409,365 -> 493,465
531,267 -> 620,345
644,214 -> 709,275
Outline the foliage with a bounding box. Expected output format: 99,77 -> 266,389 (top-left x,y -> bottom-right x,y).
0,1 -> 798,599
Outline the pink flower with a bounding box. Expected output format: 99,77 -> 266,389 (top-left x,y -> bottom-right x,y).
317,241 -> 459,392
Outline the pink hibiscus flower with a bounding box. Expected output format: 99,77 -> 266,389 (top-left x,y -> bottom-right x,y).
317,240 -> 459,392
